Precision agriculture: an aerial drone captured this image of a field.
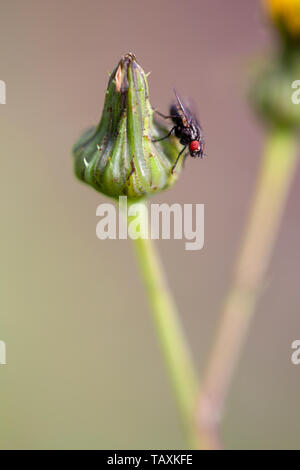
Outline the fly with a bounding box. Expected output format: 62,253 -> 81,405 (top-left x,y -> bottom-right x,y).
153,89 -> 205,173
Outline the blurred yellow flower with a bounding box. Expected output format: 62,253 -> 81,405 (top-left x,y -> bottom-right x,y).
265,0 -> 300,38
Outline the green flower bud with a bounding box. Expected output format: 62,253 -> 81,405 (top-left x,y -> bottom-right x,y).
72,53 -> 182,199
250,48 -> 300,129
250,1 -> 300,130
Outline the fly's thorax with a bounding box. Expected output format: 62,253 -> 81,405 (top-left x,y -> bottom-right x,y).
180,127 -> 194,143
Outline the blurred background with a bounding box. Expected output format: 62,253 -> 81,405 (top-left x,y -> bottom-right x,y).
0,0 -> 299,450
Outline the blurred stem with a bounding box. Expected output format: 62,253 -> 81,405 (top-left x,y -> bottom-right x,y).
196,127 -> 299,450
127,200 -> 198,448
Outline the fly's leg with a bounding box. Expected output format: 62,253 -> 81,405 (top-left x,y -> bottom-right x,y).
171,146 -> 187,174
152,126 -> 176,143
154,110 -> 177,120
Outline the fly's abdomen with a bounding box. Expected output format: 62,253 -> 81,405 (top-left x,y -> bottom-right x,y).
169,104 -> 182,126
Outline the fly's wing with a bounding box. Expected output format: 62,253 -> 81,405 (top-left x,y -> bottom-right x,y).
182,94 -> 203,131
173,89 -> 191,128
190,111 -> 203,133
173,89 -> 187,116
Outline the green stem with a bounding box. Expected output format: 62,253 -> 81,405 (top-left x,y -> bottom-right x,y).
196,128 -> 299,449
127,200 -> 198,448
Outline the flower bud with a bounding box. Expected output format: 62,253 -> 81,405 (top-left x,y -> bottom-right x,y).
250,2 -> 300,129
72,53 -> 182,199
250,51 -> 300,129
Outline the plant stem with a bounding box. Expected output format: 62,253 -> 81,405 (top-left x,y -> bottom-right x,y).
196,127 -> 299,450
128,200 -> 198,448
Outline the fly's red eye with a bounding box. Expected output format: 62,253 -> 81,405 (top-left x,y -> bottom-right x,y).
189,140 -> 200,152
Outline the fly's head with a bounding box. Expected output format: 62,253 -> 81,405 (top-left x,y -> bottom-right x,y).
189,137 -> 205,158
